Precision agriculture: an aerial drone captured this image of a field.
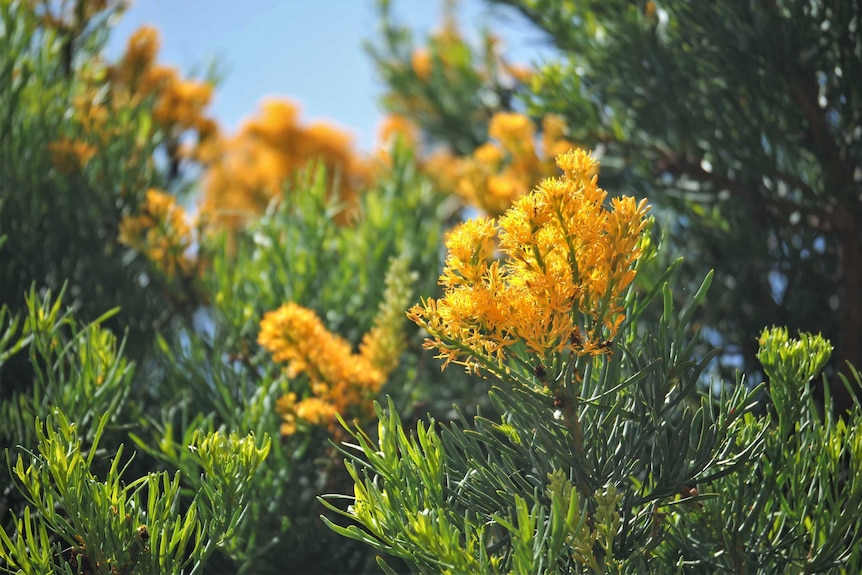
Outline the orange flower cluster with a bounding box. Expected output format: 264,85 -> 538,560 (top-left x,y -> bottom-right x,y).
259,302 -> 401,436
47,138 -> 97,174
455,112 -> 578,216
377,114 -> 420,151
372,110 -> 577,218
118,189 -> 193,278
45,24 -> 215,187
109,26 -> 217,146
200,99 -> 368,230
408,149 -> 650,375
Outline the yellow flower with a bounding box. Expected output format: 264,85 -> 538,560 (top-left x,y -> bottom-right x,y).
259,301 -> 399,436
474,143 -> 504,167
423,150 -> 461,192
47,138 -> 96,174
103,25 -> 216,173
541,115 -> 576,161
411,48 -> 432,81
439,217 -> 497,288
488,112 -> 535,154
118,189 -> 193,277
295,397 -> 339,428
409,149 -> 651,376
377,114 -> 419,148
452,112 -> 577,216
275,392 -> 299,436
115,26 -> 159,85
152,73 -> 213,133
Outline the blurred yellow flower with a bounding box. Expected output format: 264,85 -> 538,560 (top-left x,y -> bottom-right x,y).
504,62 -> 533,83
259,303 -> 386,435
378,114 -> 419,149
295,397 -> 340,428
118,189 -> 193,278
411,48 -> 432,81
47,138 -> 96,174
115,25 -> 159,84
260,258 -> 413,437
106,25 -> 217,170
200,99 -> 367,231
451,112 -> 578,216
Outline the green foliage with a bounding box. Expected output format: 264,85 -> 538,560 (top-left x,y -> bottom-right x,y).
757,326 -> 832,428
327,267 -> 800,572
207,147 -> 440,345
0,409 -> 268,575
129,346 -> 300,571
669,329 -> 862,573
131,146 -> 485,573
0,286 -> 132,453
201,144 -> 484,416
330,264 -> 862,572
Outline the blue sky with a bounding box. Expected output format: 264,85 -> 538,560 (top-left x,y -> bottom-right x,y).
106,1 -> 554,151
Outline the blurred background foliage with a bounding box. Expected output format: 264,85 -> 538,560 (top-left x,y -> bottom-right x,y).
1,0 -> 861,572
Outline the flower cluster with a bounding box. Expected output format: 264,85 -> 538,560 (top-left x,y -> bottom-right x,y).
259,304 -> 384,436
455,112 -> 577,215
373,109 -> 578,218
377,114 -> 420,151
260,258 -> 414,436
118,189 -> 194,278
200,99 -> 368,230
47,138 -> 97,174
109,26 -> 217,146
408,149 -> 650,375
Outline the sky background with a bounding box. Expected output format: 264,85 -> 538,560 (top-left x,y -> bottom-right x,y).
105,0 -> 555,152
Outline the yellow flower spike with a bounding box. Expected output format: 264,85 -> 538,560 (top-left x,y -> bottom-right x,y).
261,302 -> 393,436
555,148 -> 600,185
